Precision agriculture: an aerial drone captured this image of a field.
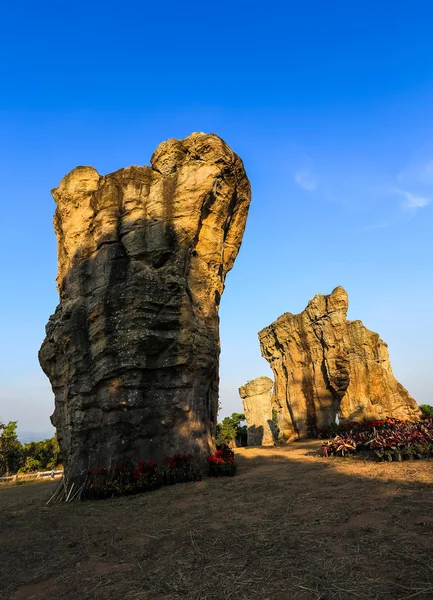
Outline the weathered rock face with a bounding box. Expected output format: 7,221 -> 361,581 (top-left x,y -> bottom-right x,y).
239,376 -> 275,446
39,133 -> 251,486
259,287 -> 421,438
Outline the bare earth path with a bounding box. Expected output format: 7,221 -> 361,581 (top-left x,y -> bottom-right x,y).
1,441 -> 433,600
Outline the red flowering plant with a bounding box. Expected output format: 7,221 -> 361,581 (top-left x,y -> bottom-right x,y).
315,419 -> 386,439
130,459 -> 162,493
84,461 -> 161,500
164,453 -> 202,485
207,444 -> 236,477
321,417 -> 433,461
85,467 -> 110,499
83,454 -> 201,500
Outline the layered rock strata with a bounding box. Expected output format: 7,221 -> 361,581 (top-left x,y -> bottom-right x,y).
259,287 -> 420,438
239,376 -> 275,446
39,133 -> 251,487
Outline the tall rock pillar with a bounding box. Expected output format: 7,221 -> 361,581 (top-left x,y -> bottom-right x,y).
39,133 -> 251,487
239,377 -> 275,446
259,287 -> 421,438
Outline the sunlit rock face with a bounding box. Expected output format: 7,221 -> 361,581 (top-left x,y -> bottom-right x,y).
39,133 -> 251,486
239,376 -> 275,446
259,287 -> 421,438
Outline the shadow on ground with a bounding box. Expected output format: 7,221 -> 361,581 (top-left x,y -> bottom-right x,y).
1,440 -> 433,600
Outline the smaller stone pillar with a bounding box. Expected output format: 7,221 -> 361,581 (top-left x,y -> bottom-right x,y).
239,377 -> 275,446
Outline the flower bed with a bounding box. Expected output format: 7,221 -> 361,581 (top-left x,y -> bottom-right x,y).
207,445 -> 237,476
83,447 -> 238,500
84,453 -> 202,500
321,417 -> 433,461
164,453 -> 202,485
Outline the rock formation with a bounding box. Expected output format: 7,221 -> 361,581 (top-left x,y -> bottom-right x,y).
39,133 -> 251,487
259,286 -> 421,438
239,376 -> 275,446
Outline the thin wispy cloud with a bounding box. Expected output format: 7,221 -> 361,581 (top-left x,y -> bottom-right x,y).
392,188 -> 431,211
294,169 -> 317,191
362,221 -> 392,231
397,159 -> 433,186
363,181 -> 431,230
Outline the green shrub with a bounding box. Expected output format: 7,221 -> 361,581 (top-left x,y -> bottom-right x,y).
19,456 -> 42,473
271,408 -> 280,441
419,404 -> 433,417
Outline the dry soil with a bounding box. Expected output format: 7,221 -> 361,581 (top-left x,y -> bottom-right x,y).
1,441 -> 433,600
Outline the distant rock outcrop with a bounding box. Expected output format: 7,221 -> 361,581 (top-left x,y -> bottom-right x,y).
239,377 -> 275,446
39,133 -> 251,488
259,286 -> 421,438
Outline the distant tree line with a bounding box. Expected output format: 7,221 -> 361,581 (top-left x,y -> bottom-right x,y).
0,421 -> 62,476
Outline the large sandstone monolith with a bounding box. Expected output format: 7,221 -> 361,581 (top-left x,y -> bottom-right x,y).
259,286 -> 421,438
239,376 -> 275,446
39,133 -> 251,488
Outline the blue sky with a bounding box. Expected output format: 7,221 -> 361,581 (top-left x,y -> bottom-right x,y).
1,1 -> 432,437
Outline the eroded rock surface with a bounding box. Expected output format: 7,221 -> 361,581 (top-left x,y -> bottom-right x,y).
39,133 -> 251,486
259,287 -> 420,438
239,376 -> 274,446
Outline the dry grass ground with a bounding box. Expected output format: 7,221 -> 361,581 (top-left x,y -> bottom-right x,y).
1,441 -> 433,600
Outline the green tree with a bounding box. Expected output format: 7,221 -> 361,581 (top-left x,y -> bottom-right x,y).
216,413 -> 246,447
0,421 -> 23,475
0,421 -> 62,475
22,436 -> 62,470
